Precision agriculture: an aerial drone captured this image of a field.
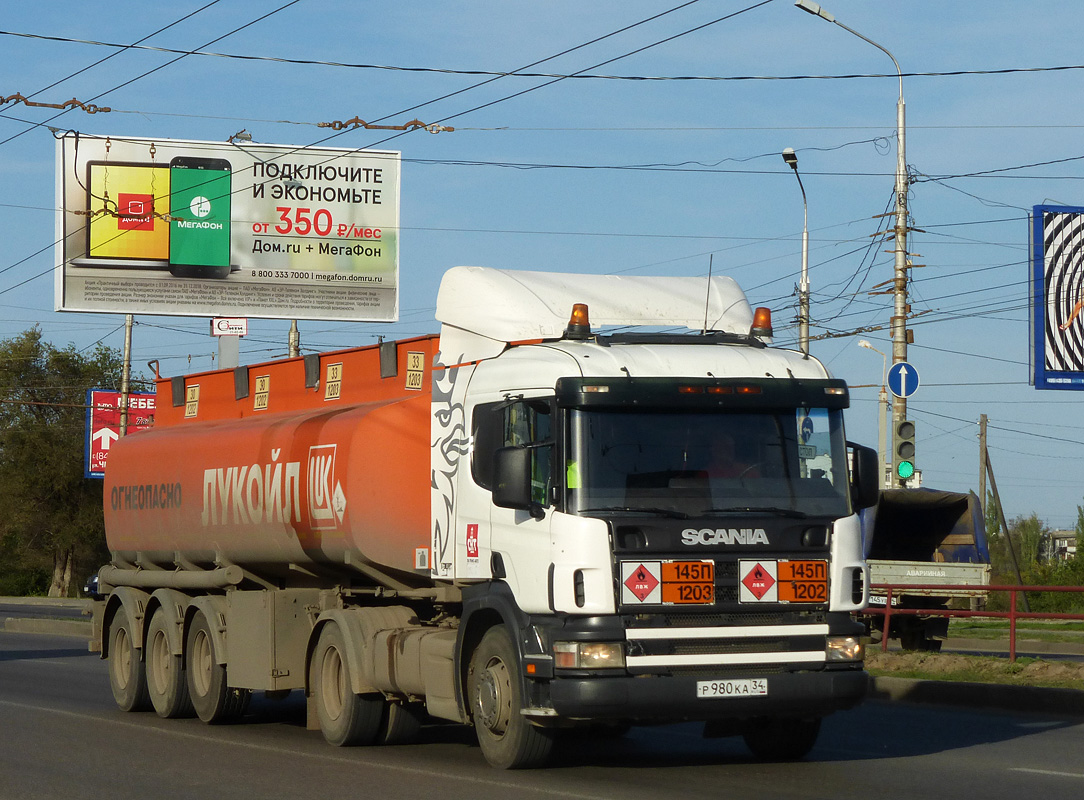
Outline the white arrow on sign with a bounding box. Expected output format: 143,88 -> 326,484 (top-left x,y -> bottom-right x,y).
888,361 -> 920,399
92,427 -> 119,450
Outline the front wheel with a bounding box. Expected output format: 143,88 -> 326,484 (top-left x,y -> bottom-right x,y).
742,717 -> 821,761
468,627 -> 554,769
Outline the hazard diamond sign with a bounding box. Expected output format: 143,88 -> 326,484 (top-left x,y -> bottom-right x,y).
85,389 -> 156,478
740,560 -> 778,603
621,562 -> 661,604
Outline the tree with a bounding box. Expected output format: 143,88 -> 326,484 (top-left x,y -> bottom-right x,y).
0,328 -> 125,596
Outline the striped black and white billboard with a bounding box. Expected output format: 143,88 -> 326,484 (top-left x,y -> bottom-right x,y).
1032,205 -> 1084,389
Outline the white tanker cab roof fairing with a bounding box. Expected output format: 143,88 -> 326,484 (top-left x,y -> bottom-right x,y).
434,267 -> 759,365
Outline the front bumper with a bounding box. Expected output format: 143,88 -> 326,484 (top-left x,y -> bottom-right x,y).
546,667 -> 868,721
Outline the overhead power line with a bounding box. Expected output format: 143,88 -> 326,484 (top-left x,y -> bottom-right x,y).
8,28 -> 1084,83
0,0 -> 304,147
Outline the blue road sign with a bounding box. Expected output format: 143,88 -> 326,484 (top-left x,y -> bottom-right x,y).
887,361 -> 920,399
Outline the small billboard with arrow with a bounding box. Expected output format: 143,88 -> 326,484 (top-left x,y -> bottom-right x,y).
85,389 -> 156,478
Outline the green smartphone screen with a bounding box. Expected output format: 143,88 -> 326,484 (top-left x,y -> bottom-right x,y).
169,158 -> 232,269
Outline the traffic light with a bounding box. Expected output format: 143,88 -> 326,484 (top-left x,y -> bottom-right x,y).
893,419 -> 916,482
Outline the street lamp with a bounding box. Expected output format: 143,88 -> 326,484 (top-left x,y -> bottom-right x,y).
796,0 -> 911,484
858,339 -> 889,490
782,147 -> 810,356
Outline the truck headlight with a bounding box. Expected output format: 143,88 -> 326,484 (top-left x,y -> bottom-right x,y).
553,641 -> 625,669
826,635 -> 864,662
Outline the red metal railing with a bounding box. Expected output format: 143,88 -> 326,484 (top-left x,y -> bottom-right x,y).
865,583 -> 1084,662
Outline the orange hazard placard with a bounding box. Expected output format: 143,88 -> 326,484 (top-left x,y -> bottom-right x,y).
777,560 -> 828,603
660,560 -> 714,604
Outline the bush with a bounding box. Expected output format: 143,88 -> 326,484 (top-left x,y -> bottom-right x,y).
0,567 -> 50,597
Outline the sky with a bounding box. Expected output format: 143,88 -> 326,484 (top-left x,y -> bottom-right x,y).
2,0 -> 1083,529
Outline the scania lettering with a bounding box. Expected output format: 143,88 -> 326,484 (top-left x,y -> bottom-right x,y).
682,528 -> 770,546
91,267 -> 878,769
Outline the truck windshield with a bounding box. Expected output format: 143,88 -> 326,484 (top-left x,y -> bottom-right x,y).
566,407 -> 851,519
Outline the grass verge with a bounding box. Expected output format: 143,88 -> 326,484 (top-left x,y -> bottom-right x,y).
867,651 -> 1084,691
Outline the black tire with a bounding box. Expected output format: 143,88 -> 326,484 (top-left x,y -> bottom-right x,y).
311,623 -> 383,746
468,627 -> 554,769
186,610 -> 250,723
146,608 -> 194,719
107,605 -> 151,712
899,627 -> 924,651
379,701 -> 425,745
742,717 -> 821,761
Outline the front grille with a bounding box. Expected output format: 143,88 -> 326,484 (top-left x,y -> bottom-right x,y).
664,664 -> 788,678
666,638 -> 789,656
630,611 -> 828,628
625,615 -> 829,675
629,634 -> 825,657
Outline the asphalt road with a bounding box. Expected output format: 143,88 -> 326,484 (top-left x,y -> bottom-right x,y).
3,630 -> 1084,800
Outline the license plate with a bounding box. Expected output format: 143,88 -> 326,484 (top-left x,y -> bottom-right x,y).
697,678 -> 769,699
778,560 -> 828,603
661,560 -> 714,605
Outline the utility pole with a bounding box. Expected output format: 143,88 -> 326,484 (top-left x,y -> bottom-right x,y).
889,67 -> 911,476
978,414 -> 988,519
858,339 -> 889,488
986,449 -> 1029,611
120,314 -> 133,437
795,1 -> 914,484
289,320 -> 300,358
782,148 -> 810,356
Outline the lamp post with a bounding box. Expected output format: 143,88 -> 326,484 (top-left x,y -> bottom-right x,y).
782,148 -> 810,356
795,0 -> 910,485
858,339 -> 889,489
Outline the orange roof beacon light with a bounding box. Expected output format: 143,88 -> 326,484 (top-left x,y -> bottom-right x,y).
751,306 -> 773,339
565,303 -> 592,339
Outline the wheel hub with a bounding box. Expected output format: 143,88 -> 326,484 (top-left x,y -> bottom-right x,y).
475,658 -> 511,735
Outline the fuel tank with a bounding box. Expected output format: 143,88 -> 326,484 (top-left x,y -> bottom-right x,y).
103,336 -> 439,583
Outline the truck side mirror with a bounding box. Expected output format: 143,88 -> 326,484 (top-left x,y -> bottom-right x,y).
493,446 -> 545,519
849,443 -> 880,510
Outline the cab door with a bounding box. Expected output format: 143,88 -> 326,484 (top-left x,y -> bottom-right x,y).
467,396 -> 555,614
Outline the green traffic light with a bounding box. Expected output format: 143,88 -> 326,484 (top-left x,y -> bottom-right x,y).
897,460 -> 915,479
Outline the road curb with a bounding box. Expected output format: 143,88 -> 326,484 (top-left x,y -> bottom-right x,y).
871,675 -> 1084,718
0,597 -> 90,609
1,617 -> 91,637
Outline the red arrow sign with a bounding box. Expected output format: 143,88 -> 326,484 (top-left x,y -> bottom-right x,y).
86,389 -> 156,478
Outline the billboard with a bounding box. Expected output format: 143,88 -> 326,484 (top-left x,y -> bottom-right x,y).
85,389 -> 156,478
1032,205 -> 1084,390
55,134 -> 400,322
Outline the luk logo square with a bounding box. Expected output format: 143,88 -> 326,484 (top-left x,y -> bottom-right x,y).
307,444 -> 338,530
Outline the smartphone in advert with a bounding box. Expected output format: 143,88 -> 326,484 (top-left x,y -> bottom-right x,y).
84,162 -> 171,265
168,156 -> 232,278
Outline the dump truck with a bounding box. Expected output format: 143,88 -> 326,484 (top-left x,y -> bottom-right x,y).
859,488 -> 991,651
92,267 -> 880,768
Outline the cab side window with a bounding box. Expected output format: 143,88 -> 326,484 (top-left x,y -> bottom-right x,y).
472,400 -> 553,505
